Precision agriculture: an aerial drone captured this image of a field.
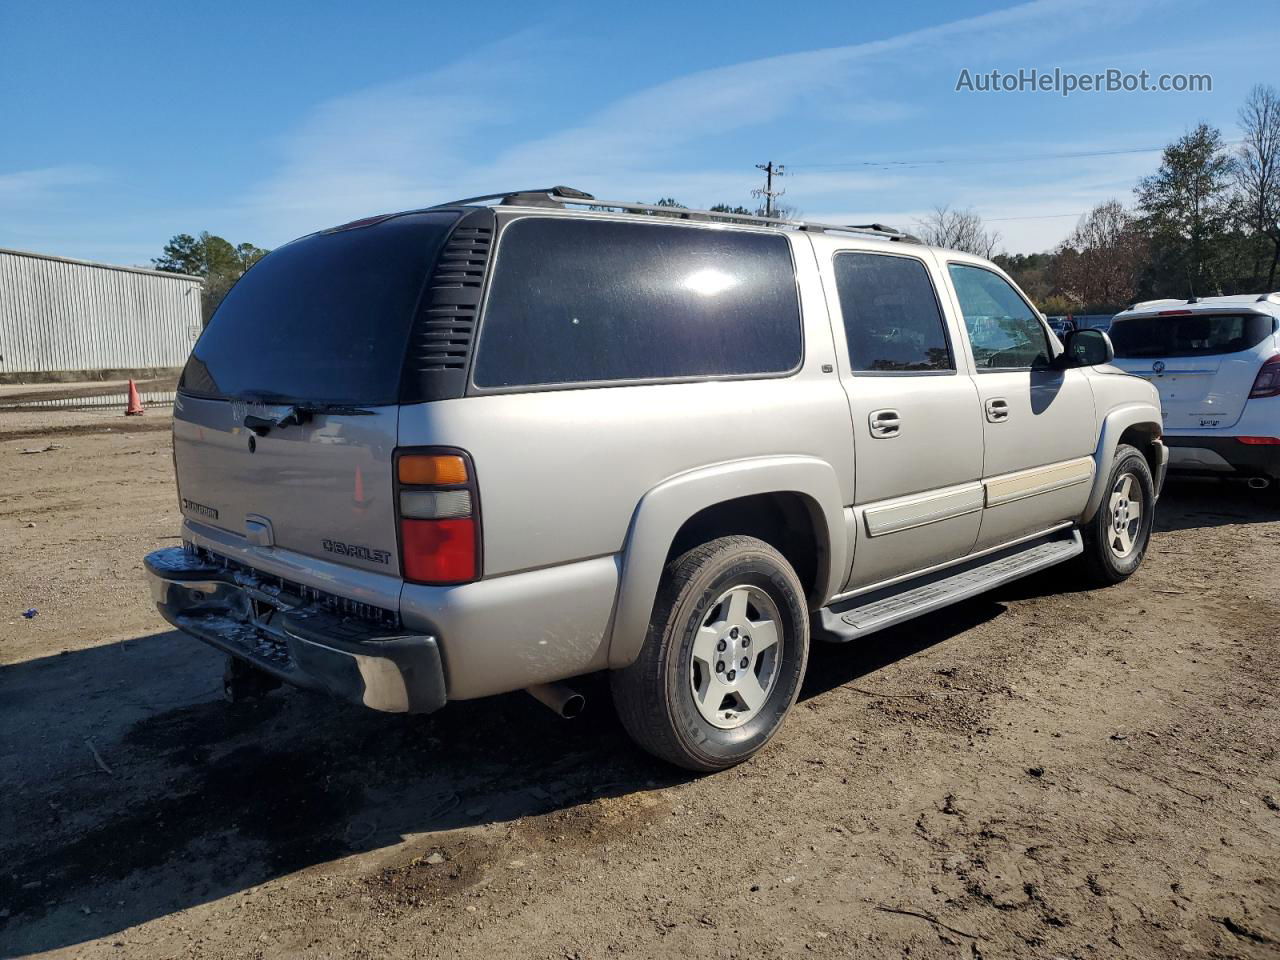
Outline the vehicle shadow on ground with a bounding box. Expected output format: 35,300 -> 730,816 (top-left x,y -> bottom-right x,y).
0,594 -> 1015,954
0,630 -> 684,954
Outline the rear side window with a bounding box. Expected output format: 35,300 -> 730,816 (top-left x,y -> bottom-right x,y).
948,263 -> 1051,370
180,212 -> 457,404
1110,313 -> 1275,358
472,218 -> 801,388
833,252 -> 953,372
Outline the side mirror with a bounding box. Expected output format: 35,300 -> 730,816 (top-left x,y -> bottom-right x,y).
1059,328 -> 1114,368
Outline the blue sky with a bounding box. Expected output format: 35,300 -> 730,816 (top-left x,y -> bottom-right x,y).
1,0 -> 1276,265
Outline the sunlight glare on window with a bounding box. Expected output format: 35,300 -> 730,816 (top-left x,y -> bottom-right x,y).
682,268 -> 737,297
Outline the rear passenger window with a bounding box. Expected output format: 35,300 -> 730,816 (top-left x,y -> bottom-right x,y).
833,253 -> 953,372
473,218 -> 801,388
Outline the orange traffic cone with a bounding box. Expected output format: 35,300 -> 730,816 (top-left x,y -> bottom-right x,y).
353,465 -> 367,509
125,379 -> 145,416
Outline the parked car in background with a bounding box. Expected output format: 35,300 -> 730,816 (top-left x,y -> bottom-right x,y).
1047,316 -> 1077,338
144,187 -> 1166,771
1110,294 -> 1280,488
1078,315 -> 1113,332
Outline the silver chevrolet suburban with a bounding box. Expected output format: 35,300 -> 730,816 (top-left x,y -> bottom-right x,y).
145,186 -> 1167,771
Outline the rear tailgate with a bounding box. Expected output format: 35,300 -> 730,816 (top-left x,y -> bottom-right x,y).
173,210 -> 459,578
1110,312 -> 1275,430
174,398 -> 401,575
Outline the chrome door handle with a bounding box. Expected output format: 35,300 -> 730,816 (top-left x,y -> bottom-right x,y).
869,408 -> 901,438
985,398 -> 1010,423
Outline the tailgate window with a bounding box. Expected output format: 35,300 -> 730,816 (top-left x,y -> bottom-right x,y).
180,212 -> 457,404
1111,313 -> 1274,358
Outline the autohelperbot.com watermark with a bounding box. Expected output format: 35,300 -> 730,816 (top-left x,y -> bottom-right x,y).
955,67 -> 1212,97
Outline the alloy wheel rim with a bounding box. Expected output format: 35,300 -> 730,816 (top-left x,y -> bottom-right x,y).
690,585 -> 783,730
1107,472 -> 1144,559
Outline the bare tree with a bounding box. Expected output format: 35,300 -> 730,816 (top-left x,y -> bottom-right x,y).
1051,200 -> 1147,310
1236,84 -> 1280,288
914,205 -> 1000,258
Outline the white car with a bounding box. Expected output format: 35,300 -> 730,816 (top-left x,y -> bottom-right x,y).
1110,293 -> 1280,488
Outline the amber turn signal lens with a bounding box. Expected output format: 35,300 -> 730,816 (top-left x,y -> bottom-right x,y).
398,454 -> 468,485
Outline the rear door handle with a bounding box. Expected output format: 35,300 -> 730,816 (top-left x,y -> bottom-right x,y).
869,408 -> 901,438
985,398 -> 1010,423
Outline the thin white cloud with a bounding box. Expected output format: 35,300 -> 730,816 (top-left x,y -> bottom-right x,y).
241,31 -> 551,236
487,0 -> 1155,176
814,156 -> 1152,254
0,164 -> 104,202
238,0 -> 1159,243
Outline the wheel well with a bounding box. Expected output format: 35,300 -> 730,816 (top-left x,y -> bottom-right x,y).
665,493 -> 828,606
1118,423 -> 1162,478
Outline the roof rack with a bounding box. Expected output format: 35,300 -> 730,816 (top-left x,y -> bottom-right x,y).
431,186 -> 920,243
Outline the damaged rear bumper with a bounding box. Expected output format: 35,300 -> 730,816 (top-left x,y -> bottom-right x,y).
144,546 -> 446,714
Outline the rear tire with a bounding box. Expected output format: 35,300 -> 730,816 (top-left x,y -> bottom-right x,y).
1078,444 -> 1155,586
611,536 -> 809,772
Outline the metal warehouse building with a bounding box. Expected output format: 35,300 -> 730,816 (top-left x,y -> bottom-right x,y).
0,247 -> 202,383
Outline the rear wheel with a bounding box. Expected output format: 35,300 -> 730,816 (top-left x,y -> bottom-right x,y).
611,536 -> 809,772
1079,444 -> 1155,585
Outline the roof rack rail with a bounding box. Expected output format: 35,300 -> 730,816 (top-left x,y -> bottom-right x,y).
430,186 -> 920,243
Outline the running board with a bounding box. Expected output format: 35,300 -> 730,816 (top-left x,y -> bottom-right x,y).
819,531 -> 1083,642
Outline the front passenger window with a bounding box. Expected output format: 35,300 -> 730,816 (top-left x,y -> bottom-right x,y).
948,264 -> 1051,370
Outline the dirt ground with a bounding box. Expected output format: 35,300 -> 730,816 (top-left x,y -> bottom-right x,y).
2,411 -> 1278,960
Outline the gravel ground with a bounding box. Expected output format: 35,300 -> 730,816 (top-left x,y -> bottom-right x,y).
1,413 -> 1278,959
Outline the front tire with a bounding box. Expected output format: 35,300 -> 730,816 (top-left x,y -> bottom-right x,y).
611,536 -> 810,772
1079,443 -> 1155,586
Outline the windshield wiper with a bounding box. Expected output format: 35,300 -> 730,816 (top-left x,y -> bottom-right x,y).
236,394 -> 375,435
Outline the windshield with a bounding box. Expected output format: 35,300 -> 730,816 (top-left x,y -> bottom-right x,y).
179,211 -> 457,405
1110,313 -> 1274,358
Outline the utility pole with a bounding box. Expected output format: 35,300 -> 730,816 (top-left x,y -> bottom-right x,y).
753,161 -> 785,217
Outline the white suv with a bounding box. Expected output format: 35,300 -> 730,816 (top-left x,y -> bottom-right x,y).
1111,294 -> 1280,488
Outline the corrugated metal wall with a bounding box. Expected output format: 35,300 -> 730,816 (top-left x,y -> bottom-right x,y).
0,248 -> 202,376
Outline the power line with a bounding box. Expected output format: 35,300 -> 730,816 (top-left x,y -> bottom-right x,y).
985,212 -> 1085,222
790,140 -> 1245,170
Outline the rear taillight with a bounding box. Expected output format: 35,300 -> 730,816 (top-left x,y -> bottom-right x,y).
1249,354 -> 1280,399
395,450 -> 480,584
1237,436 -> 1280,445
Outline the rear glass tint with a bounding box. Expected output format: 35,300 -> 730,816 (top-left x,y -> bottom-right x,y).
834,252 -> 952,372
1110,313 -> 1275,358
180,212 -> 457,404
473,218 -> 801,388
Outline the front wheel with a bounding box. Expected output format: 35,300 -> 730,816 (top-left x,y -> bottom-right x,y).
611,536 -> 810,772
1078,443 -> 1155,586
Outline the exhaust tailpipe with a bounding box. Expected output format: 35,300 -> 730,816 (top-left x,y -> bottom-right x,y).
1246,476 -> 1272,490
525,682 -> 585,719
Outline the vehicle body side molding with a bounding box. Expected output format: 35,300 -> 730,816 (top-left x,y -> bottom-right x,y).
606,456 -> 847,669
